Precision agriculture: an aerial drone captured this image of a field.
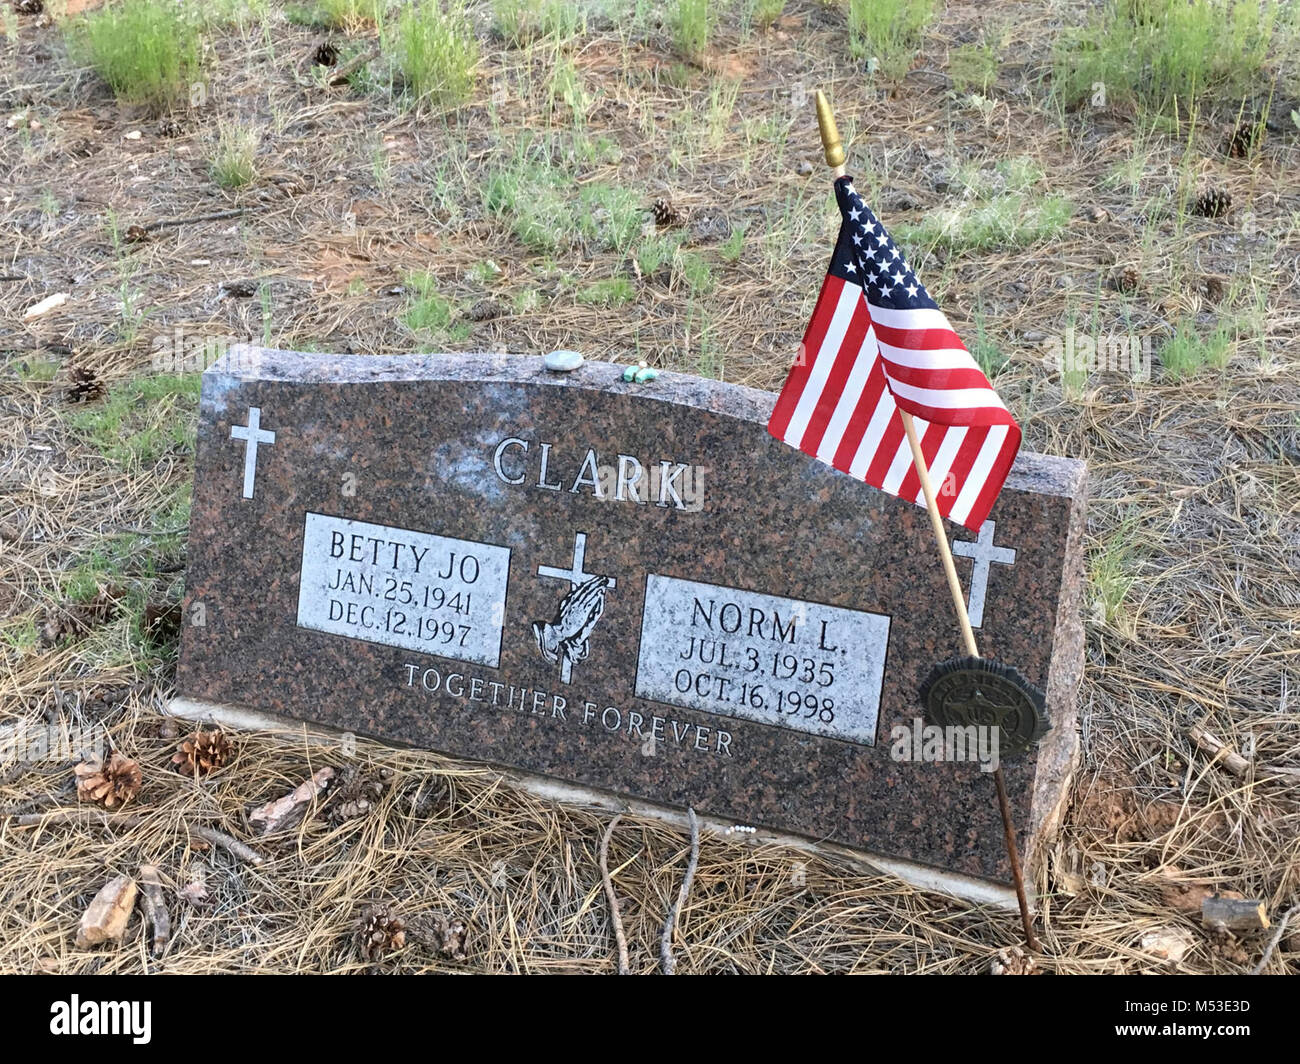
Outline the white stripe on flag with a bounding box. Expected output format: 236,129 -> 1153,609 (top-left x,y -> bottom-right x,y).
888,378 -> 1010,411
864,303 -> 955,332
881,425 -> 918,494
816,323 -> 879,463
876,341 -> 976,371
912,426 -> 967,506
783,283 -> 860,447
848,385 -> 898,480
948,425 -> 1009,527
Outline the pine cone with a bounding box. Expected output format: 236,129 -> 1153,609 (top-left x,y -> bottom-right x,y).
1111,265 -> 1141,294
1224,121 -> 1262,159
1201,274 -> 1228,303
66,364 -> 105,403
172,728 -> 233,776
651,197 -> 682,228
990,945 -> 1038,975
75,752 -> 143,808
431,914 -> 468,960
157,115 -> 187,139
311,39 -> 339,67
356,905 -> 406,962
1193,187 -> 1232,218
40,586 -> 123,646
410,912 -> 469,960
328,764 -> 392,822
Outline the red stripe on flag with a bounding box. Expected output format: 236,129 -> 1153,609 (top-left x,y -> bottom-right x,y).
959,426 -> 1023,532
831,356 -> 889,471
863,411 -> 906,489
881,361 -> 996,391
768,273 -> 843,440
872,321 -> 964,351
895,418 -> 947,504
935,425 -> 989,520
799,295 -> 872,456
889,394 -> 1018,428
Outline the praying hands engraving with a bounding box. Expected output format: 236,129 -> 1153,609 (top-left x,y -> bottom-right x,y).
532,575 -> 612,681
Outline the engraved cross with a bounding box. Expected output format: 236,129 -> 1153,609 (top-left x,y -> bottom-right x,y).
951,519 -> 1016,628
230,406 -> 275,499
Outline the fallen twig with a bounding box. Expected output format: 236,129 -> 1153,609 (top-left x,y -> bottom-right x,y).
9,809 -> 265,866
138,864 -> 171,958
599,814 -> 629,976
328,46 -> 381,87
125,209 -> 246,242
660,807 -> 699,976
1188,723 -> 1300,780
1251,903 -> 1300,975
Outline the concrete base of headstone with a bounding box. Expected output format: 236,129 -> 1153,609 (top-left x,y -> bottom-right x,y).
166,693 -> 1041,911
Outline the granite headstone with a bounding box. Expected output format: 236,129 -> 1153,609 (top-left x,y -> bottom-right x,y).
173,347 -> 1086,891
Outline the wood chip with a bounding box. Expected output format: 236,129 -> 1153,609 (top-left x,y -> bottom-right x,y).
23,292 -> 68,320
75,874 -> 136,948
138,865 -> 171,958
1203,894 -> 1269,933
248,767 -> 334,834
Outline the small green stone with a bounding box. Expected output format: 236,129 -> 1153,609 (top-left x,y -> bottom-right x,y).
634,367 -> 659,383
622,366 -> 637,382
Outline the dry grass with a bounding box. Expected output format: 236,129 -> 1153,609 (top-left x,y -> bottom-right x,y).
1,0 -> 1298,973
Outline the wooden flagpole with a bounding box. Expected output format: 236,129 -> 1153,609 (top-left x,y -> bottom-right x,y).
816,91 -> 1040,952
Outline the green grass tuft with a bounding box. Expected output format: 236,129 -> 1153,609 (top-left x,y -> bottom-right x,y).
576,277 -> 635,306
394,3 -> 479,108
208,121 -> 259,189
401,270 -> 455,332
1159,319 -> 1234,379
1052,0 -> 1285,117
66,374 -> 201,468
670,0 -> 710,63
68,0 -> 203,114
484,147 -> 641,256
848,0 -> 934,79
948,41 -> 998,95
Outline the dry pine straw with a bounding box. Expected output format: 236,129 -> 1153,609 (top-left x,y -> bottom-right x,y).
1,3 -> 1299,973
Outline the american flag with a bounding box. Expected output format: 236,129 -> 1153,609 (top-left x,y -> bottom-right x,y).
768,176 -> 1021,533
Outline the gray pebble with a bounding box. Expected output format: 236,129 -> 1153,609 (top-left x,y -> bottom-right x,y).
544,350 -> 584,372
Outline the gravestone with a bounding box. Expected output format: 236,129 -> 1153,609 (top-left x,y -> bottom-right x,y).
172,347 -> 1086,898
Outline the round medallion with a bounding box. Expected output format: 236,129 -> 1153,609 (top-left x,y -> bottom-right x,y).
918,656 -> 1050,759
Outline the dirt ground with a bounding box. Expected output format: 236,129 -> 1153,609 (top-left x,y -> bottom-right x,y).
1,1 -> 1298,973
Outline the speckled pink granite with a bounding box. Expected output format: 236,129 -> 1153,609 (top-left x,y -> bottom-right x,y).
178,348 -> 1086,885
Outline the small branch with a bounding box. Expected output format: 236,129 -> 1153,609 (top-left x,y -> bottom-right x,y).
1252,903 -> 1300,975
660,807 -> 700,976
138,864 -> 171,959
327,46 -> 381,87
126,209 -> 246,242
1188,724 -> 1251,776
8,809 -> 265,866
599,814 -> 629,976
1188,723 -> 1300,780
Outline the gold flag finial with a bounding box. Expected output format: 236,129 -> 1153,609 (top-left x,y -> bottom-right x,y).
815,90 -> 845,174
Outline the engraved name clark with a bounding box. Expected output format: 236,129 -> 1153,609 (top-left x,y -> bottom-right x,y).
493,436 -> 699,510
